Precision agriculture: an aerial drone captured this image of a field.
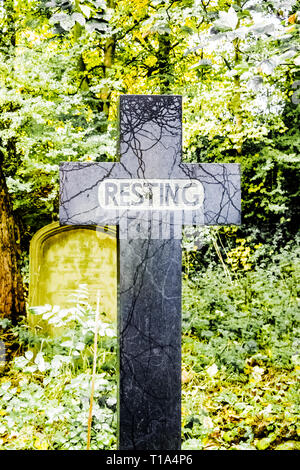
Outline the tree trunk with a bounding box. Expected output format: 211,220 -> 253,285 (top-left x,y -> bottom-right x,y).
0,0 -> 25,324
0,164 -> 25,324
158,33 -> 172,93
100,35 -> 116,118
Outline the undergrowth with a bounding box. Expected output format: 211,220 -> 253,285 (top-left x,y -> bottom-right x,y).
0,242 -> 299,450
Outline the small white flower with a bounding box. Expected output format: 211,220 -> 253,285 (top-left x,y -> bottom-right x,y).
215,310 -> 224,317
206,364 -> 218,377
252,366 -> 264,382
203,416 -> 214,429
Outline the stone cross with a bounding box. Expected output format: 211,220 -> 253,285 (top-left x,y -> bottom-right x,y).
59,95 -> 241,450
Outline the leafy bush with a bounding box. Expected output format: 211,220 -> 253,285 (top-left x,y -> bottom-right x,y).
0,286 -> 117,450
180,239 -> 299,449
182,241 -> 299,374
1,246 -> 299,450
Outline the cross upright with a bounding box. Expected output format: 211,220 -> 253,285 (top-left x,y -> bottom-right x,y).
60,95 -> 241,450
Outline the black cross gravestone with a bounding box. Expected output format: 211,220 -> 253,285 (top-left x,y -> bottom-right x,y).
59,95 -> 241,450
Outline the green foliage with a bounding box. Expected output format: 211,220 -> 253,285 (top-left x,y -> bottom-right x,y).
182,241 -> 300,374
1,252 -> 299,450
0,0 -> 299,451
0,371 -> 116,449
0,0 -> 298,248
0,286 -> 117,450
179,238 -> 300,449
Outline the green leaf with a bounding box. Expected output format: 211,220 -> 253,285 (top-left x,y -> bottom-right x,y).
248,76 -> 264,91
276,50 -> 297,64
182,438 -> 203,450
237,10 -> 252,20
255,435 -> 276,450
29,305 -> 52,315
190,59 -> 212,70
85,20 -> 108,34
250,22 -> 275,36
60,16 -> 75,31
181,25 -> 194,35
71,12 -> 86,27
24,351 -> 34,361
13,356 -> 29,370
259,59 -> 276,75
214,7 -> 239,32
79,4 -> 93,19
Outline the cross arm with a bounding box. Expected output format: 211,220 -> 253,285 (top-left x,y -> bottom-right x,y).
59,161 -> 122,225
179,163 -> 241,225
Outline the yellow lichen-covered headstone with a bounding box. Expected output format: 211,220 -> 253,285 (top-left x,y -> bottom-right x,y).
29,222 -> 117,323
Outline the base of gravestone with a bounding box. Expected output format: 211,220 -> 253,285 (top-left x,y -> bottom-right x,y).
118,237 -> 182,450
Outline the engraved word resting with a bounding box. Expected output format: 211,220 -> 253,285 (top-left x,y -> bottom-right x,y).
98,179 -> 204,211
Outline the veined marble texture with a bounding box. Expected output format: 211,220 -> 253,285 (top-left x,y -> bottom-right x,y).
59,95 -> 241,450
118,237 -> 182,449
60,95 -> 241,239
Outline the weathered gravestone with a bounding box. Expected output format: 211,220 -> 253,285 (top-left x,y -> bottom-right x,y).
59,95 -> 241,450
29,222 -> 117,321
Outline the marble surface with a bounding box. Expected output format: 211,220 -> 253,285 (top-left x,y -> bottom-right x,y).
118,238 -> 181,450
59,95 -> 241,450
60,95 -> 241,239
